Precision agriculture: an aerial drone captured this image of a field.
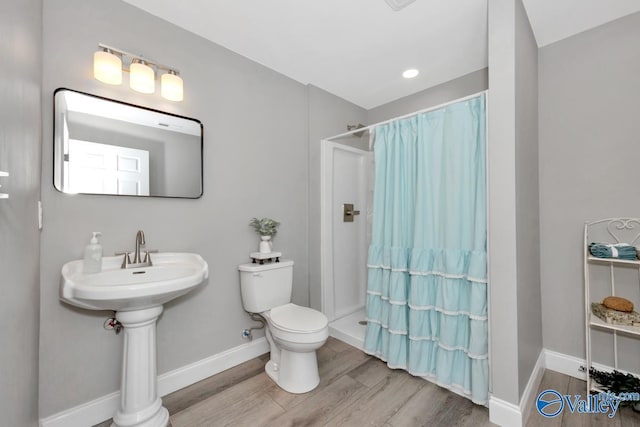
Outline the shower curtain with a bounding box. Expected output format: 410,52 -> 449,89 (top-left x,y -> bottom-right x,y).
364,94 -> 488,404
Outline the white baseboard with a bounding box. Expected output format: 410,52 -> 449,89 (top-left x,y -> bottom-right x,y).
543,348 -> 640,382
39,338 -> 269,427
519,350 -> 546,423
157,337 -> 268,397
489,349 -> 545,427
489,396 -> 522,427
543,349 -> 588,380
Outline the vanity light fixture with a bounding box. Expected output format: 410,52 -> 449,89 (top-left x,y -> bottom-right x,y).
93,43 -> 184,101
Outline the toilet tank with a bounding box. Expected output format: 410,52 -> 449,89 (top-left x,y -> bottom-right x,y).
238,259 -> 294,313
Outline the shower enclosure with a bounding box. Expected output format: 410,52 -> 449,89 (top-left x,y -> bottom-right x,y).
320,136 -> 372,348
320,92 -> 489,405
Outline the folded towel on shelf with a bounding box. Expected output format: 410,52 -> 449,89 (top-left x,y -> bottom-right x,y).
589,243 -> 637,260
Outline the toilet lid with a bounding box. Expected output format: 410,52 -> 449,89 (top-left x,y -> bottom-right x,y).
269,303 -> 328,333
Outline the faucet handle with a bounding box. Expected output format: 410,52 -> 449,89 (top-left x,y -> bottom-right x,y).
115,251 -> 132,269
143,250 -> 159,265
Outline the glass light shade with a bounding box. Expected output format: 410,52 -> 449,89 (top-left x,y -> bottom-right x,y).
93,50 -> 122,85
161,72 -> 183,102
129,60 -> 155,94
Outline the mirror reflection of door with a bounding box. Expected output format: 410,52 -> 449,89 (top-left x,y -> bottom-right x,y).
66,139 -> 150,196
53,88 -> 203,198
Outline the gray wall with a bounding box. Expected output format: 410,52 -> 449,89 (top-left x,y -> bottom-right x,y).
308,85 -> 367,311
488,0 -> 519,404
539,11 -> 640,372
161,132 -> 201,197
0,1 -> 42,426
514,0 -> 542,397
487,0 -> 542,406
40,0 -> 309,417
367,69 -> 488,124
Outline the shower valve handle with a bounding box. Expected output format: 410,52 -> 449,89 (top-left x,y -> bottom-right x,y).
343,203 -> 360,222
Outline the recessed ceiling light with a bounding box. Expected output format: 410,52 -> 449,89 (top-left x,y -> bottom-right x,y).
402,69 -> 419,79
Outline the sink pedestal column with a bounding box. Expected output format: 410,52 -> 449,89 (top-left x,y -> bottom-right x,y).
112,306 -> 169,427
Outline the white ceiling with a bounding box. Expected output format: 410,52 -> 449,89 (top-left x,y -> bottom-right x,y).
521,0 -> 640,47
122,0 -> 640,109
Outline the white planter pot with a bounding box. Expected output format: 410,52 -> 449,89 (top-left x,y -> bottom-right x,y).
259,235 -> 273,254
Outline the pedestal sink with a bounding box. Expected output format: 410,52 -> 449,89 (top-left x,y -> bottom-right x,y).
60,252 -> 208,427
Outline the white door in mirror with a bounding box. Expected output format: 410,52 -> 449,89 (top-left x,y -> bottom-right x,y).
67,139 -> 150,195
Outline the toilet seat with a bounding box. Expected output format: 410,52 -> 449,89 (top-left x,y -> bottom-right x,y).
266,303 -> 328,333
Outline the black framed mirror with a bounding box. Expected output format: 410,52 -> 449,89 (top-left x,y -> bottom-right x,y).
53,88 -> 203,198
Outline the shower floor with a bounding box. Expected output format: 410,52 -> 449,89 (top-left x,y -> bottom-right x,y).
328,308 -> 366,350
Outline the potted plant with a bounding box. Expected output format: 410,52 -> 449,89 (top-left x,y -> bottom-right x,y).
249,217 -> 280,253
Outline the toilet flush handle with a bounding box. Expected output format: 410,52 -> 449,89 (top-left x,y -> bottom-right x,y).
252,273 -> 262,277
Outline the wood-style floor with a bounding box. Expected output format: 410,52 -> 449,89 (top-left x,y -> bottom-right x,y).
95,337 -> 640,427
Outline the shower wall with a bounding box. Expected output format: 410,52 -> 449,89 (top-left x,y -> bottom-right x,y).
321,141 -> 372,322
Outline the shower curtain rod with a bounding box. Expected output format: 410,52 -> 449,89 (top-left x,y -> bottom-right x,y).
324,90 -> 488,142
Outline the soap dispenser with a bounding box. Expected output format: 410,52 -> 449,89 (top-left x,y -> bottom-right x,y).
83,232 -> 103,274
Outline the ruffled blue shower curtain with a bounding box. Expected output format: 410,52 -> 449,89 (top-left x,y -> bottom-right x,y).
364,94 -> 488,404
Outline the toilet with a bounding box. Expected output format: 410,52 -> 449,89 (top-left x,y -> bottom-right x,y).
238,259 -> 328,394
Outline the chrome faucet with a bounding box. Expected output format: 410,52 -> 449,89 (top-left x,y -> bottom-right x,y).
115,230 -> 157,269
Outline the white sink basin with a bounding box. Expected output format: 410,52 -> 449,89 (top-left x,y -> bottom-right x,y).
60,252 -> 208,311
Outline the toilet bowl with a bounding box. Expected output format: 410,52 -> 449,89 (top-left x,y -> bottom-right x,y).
238,260 -> 329,394
262,303 -> 328,393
